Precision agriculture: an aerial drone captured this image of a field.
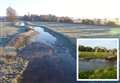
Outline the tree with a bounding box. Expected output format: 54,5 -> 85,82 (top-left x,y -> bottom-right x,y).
79,45 -> 94,52
79,45 -> 86,51
23,15 -> 31,21
107,21 -> 116,26
112,48 -> 117,55
6,7 -> 17,21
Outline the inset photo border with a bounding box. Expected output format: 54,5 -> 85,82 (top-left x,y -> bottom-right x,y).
77,38 -> 119,81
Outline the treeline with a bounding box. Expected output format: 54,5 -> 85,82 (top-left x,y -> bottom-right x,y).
3,7 -> 118,26
20,14 -> 73,23
80,19 -> 116,25
19,15 -> 117,26
78,45 -> 117,52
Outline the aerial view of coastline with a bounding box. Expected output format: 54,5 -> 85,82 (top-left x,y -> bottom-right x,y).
0,0 -> 120,83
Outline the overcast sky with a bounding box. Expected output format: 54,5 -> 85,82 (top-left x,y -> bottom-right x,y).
0,0 -> 120,18
77,38 -> 118,49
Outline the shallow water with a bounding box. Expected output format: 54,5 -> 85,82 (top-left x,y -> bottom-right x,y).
30,27 -> 56,46
79,59 -> 116,72
0,37 -> 8,46
20,22 -> 25,26
20,25 -> 76,83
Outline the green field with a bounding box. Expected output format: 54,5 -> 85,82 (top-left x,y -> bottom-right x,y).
79,52 -> 116,59
79,67 -> 117,79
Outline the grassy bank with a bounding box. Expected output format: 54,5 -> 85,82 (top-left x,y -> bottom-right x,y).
79,52 -> 116,59
79,67 -> 117,79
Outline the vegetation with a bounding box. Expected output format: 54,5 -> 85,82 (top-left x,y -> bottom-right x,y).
81,19 -> 94,25
79,67 -> 117,79
79,52 -> 115,59
6,7 -> 17,21
79,45 -> 117,79
80,19 -> 117,26
79,45 -> 117,59
107,21 -> 116,26
22,14 -> 73,23
79,45 -> 117,52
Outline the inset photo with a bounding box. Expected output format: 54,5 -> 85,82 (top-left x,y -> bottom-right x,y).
77,38 -> 119,81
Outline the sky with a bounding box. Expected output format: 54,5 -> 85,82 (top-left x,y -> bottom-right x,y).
77,38 -> 118,49
0,0 -> 120,18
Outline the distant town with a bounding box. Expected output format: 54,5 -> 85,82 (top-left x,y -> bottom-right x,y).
0,7 -> 120,26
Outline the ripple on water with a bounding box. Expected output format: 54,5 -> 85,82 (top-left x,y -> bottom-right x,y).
79,59 -> 116,72
30,27 -> 57,46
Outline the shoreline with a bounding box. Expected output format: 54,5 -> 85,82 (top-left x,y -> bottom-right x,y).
30,21 -> 120,28
0,23 -> 39,83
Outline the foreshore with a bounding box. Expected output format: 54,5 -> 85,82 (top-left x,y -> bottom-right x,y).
0,22 -> 39,83
8,29 -> 38,48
